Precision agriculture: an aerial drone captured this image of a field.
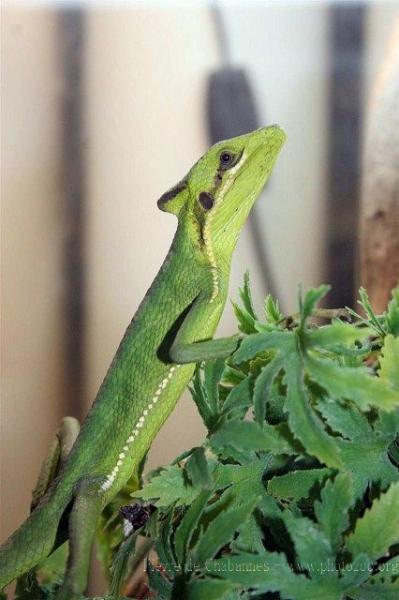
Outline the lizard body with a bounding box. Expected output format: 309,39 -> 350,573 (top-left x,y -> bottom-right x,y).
0,125 -> 285,598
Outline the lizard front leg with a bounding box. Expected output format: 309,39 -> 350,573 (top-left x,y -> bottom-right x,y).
170,334 -> 240,363
169,295 -> 241,364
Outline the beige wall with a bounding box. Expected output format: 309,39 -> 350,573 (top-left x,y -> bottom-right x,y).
1,8 -> 64,540
222,2 -> 330,312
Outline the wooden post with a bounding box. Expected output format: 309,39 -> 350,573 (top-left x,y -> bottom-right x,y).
58,9 -> 87,419
360,22 -> 399,312
327,3 -> 365,309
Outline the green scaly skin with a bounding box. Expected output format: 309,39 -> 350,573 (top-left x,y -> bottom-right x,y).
0,125 -> 285,598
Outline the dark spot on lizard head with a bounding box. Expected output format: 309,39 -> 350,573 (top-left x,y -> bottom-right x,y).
157,178 -> 188,212
198,191 -> 214,211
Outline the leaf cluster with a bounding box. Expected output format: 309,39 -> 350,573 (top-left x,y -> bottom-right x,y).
12,280 -> 399,600
121,279 -> 399,599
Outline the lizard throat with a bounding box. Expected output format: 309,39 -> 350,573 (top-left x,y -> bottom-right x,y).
203,151 -> 248,303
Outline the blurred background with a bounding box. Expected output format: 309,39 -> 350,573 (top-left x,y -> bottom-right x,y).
1,0 -> 399,589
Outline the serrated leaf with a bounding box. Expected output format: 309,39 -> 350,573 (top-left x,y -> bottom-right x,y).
267,468 -> 331,501
339,552 -> 371,589
132,465 -> 198,507
264,383 -> 286,424
299,285 -> 331,327
174,488 -> 212,566
194,495 -> 261,564
203,358 -> 225,415
379,334 -> 399,390
232,272 -> 258,335
346,555 -> 399,600
337,437 -> 399,499
306,354 -> 399,411
215,444 -> 254,465
207,551 -> 343,600
190,368 -> 213,428
256,491 -> 282,522
285,356 -> 343,468
220,364 -> 246,387
282,510 -> 334,571
221,593 -> 244,600
314,473 -> 354,550
205,461 -> 269,538
317,401 -> 398,496
386,288 -> 399,336
376,409 -> 399,437
185,578 -> 235,600
253,354 -> 285,424
346,482 -> 399,560
358,287 -> 386,336
347,584 -> 399,600
264,293 -> 283,323
317,397 -> 371,440
232,301 -> 256,334
232,513 -> 265,554
147,559 -> 172,599
109,531 -> 138,596
305,321 -> 371,348
240,270 -> 258,318
368,555 -> 399,585
221,376 -> 252,419
214,459 -> 267,489
233,331 -> 294,364
154,507 -> 176,575
185,447 -> 212,490
205,551 -> 294,592
210,420 -> 294,455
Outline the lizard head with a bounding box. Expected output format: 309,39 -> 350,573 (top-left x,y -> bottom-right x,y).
158,125 -> 286,266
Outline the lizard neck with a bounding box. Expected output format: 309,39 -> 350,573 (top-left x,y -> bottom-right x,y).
173,215 -> 231,305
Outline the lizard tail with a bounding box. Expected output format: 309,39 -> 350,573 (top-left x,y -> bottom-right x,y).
0,485 -> 71,589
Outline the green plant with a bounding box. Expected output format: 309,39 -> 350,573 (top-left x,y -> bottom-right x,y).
13,280 -> 399,599
117,279 -> 399,599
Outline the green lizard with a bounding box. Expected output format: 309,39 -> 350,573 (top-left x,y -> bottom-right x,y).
0,125 -> 285,598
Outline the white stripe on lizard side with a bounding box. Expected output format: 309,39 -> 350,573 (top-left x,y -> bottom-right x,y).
100,365 -> 180,492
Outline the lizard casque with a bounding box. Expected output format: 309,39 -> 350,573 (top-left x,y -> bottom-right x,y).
0,125 -> 286,598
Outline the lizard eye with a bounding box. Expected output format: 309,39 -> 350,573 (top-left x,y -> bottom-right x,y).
219,150 -> 236,169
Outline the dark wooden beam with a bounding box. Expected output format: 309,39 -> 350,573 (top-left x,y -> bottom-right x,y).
58,9 -> 86,418
326,2 -> 366,308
